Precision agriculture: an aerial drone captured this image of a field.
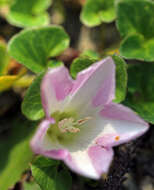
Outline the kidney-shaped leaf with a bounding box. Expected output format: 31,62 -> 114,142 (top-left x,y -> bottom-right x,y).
70,56 -> 97,79
22,72 -> 45,121
124,63 -> 154,124
24,181 -> 41,190
31,156 -> 72,190
112,54 -> 127,103
8,26 -> 70,73
0,118 -> 36,190
116,0 -> 154,61
81,0 -> 116,27
7,0 -> 52,28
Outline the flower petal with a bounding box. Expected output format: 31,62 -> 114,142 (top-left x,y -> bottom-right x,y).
63,104 -> 148,153
41,66 -> 74,118
88,146 -> 113,176
64,146 -> 113,179
101,103 -> 148,126
31,103 -> 148,179
31,120 -> 113,179
95,103 -> 149,147
65,57 -> 115,114
31,119 -> 69,160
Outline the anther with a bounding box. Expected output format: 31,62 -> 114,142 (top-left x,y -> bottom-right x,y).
58,118 -> 80,133
58,116 -> 92,133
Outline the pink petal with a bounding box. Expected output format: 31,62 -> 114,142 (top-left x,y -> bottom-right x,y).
64,151 -> 99,179
88,145 -> 114,175
31,102 -> 148,179
67,104 -> 148,150
31,119 -> 53,153
64,146 -> 113,179
65,57 -> 115,113
31,120 -> 113,179
41,149 -> 69,160
101,103 -> 148,126
95,103 -> 149,147
41,66 -> 74,118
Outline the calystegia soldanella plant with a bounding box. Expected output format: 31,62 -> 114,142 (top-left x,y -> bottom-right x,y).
0,0 -> 153,189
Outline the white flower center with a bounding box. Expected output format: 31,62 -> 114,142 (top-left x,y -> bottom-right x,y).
47,111 -> 92,145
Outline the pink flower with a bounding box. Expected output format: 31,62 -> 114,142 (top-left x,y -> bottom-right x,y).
31,57 -> 149,179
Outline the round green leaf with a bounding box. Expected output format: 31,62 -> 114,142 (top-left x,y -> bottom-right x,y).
8,26 -> 70,73
22,72 -> 45,121
7,0 -> 52,28
55,169 -> 72,190
112,54 -> 127,103
124,63 -> 154,124
120,33 -> 154,62
116,0 -> 154,61
31,156 -> 72,190
31,156 -> 57,190
81,50 -> 100,60
70,57 -> 97,79
7,13 -> 49,28
81,0 -> 116,27
0,118 -> 37,190
126,100 -> 154,124
24,181 -> 41,190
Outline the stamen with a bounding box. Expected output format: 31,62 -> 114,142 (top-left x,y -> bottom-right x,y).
58,118 -> 80,133
58,116 -> 92,133
76,117 -> 92,125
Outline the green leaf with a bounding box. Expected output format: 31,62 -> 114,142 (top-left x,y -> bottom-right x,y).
22,72 -> 45,121
0,0 -> 11,5
125,99 -> 154,124
81,50 -> 100,60
24,181 -> 41,190
8,26 -> 70,73
31,156 -> 72,190
112,54 -> 127,103
7,0 -> 52,28
116,0 -> 154,61
81,0 -> 116,27
47,60 -> 63,68
0,42 -> 10,75
55,169 -> 72,190
127,63 -> 154,101
0,118 -> 37,190
123,63 -> 154,124
31,156 -> 59,190
32,156 -> 59,168
70,57 -> 97,79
